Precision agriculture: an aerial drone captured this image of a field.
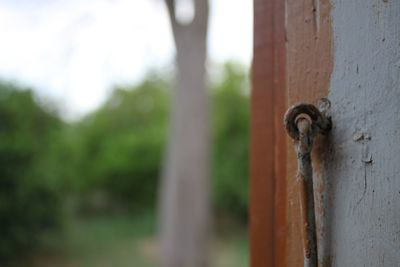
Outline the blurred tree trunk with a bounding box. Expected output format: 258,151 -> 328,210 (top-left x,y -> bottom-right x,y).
159,0 -> 210,267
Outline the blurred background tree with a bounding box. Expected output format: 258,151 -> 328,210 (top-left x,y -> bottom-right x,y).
160,0 -> 211,266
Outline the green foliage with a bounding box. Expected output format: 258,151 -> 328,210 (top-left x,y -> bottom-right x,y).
56,64 -> 249,220
212,63 -> 249,221
61,77 -> 170,212
0,82 -> 63,259
0,63 -> 250,260
58,64 -> 249,218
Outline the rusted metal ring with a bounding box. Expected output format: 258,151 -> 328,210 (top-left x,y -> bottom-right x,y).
284,103 -> 325,140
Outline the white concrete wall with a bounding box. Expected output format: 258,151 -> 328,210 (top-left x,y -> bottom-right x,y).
326,0 -> 400,265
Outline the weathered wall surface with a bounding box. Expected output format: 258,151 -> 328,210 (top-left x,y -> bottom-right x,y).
326,0 -> 400,265
252,0 -> 400,266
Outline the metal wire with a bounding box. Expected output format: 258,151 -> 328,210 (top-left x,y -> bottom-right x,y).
284,99 -> 332,267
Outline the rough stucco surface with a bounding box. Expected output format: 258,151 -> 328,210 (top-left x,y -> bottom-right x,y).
327,0 -> 400,265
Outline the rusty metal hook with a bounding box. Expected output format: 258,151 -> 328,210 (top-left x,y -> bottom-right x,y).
284,98 -> 332,141
284,98 -> 332,267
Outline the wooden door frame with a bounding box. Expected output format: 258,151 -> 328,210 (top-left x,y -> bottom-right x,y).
251,0 -> 333,265
250,0 -> 287,265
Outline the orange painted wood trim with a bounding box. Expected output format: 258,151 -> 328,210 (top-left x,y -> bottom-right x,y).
251,0 -> 333,265
250,0 -> 288,266
285,0 -> 333,265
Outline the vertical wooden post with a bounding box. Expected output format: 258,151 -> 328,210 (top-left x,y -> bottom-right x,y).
251,0 -> 332,265
250,0 -> 287,266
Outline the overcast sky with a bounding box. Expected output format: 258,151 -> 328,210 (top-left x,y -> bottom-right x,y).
0,0 -> 252,119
